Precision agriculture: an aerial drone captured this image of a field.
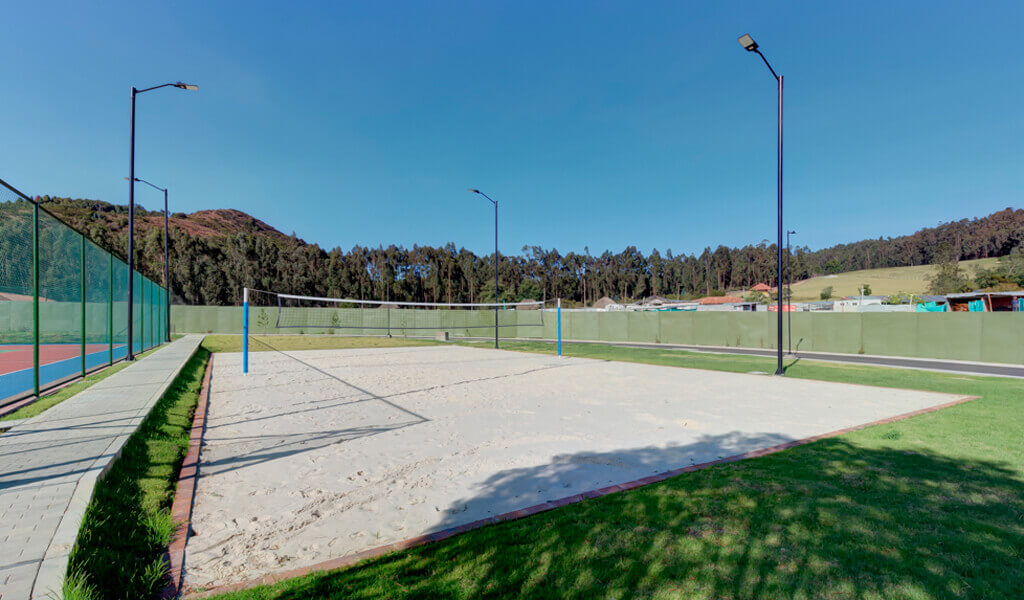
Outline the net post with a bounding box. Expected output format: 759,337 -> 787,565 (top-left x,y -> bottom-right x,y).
108,252 -> 113,365
243,287 -> 249,374
32,202 -> 40,397
557,297 -> 562,357
81,233 -> 86,377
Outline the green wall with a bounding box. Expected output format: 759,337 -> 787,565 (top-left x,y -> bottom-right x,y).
170,306 -> 1024,365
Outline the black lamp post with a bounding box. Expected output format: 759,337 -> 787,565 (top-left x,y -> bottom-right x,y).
468,189 -> 499,349
738,34 -> 785,375
127,177 -> 172,343
127,81 -> 196,360
787,229 -> 796,354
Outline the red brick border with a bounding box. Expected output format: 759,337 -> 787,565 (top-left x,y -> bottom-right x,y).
176,391 -> 977,598
162,354 -> 214,599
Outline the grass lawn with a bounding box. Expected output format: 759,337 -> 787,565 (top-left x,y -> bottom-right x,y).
1,346 -> 161,422
200,334 -> 440,354
788,257 -> 999,302
201,339 -> 1024,600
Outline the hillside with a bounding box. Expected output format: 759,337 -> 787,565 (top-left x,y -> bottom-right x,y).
37,196 -> 292,242
31,195 -> 1024,307
788,258 -> 1001,302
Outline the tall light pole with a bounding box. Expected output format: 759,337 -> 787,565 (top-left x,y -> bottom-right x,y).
738,34 -> 784,375
127,177 -> 172,343
128,81 -> 196,359
469,189 -> 499,349
787,229 -> 796,355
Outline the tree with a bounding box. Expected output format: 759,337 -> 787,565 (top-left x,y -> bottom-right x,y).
820,286 -> 833,300
860,283 -> 872,296
928,242 -> 970,294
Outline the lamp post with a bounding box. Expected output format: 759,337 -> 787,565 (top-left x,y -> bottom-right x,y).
738,34 -> 784,375
127,81 -> 196,360
787,229 -> 796,354
127,177 -> 172,343
468,189 -> 499,349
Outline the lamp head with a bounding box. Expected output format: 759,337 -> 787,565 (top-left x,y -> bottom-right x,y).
738,34 -> 758,52
174,82 -> 199,91
468,188 -> 480,194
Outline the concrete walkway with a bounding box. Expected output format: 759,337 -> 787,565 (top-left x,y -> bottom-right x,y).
0,335 -> 203,600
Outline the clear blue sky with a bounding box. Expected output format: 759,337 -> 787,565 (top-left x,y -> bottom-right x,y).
4,1 -> 1022,258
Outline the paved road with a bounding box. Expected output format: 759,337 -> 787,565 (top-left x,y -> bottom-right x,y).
0,335 -> 203,599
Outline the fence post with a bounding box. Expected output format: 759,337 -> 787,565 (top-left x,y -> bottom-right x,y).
139,273 -> 144,354
81,233 -> 86,377
557,298 -> 562,357
33,203 -> 40,397
108,252 -> 113,365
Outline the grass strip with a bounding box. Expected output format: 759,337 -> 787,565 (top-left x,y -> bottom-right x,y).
65,348 -> 210,600
1,346 -> 161,422
206,339 -> 1024,600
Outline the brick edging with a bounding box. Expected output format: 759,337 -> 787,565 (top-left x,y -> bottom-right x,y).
180,392 -> 977,598
162,354 -> 214,599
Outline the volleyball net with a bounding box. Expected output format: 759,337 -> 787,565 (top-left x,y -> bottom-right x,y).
241,288 -> 563,372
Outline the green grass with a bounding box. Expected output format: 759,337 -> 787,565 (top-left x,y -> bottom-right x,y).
201,334 -> 439,354
789,257 -> 999,302
1,346 -> 160,422
205,340 -> 1024,600
66,348 -> 210,600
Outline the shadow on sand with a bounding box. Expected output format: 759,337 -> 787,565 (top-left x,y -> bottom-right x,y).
269,432 -> 1024,599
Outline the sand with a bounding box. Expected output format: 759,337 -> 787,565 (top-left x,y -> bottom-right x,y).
183,345 -> 964,589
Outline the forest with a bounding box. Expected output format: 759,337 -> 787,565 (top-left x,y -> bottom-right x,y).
22,196 -> 1024,307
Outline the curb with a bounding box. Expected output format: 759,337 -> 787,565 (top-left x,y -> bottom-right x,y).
162,354 -> 214,599
177,391 -> 977,598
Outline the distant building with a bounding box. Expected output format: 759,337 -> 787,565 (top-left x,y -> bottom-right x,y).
946,291 -> 1024,312
832,296 -> 886,313
698,295 -> 744,305
592,296 -> 617,310
641,295 -> 669,307
751,283 -> 774,293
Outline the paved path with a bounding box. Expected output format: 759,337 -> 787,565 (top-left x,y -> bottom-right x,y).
0,335 -> 203,600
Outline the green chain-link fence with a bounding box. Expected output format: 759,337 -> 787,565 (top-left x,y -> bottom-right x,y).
0,178 -> 168,406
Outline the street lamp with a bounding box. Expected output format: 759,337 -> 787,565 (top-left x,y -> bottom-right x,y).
126,176 -> 172,343
738,34 -> 785,375
468,189 -> 499,349
787,229 -> 796,355
127,81 -> 196,360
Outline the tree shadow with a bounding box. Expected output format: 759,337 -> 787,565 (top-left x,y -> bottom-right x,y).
273,434 -> 1024,599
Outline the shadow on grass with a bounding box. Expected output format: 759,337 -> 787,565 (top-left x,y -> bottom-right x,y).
248,435 -> 1024,600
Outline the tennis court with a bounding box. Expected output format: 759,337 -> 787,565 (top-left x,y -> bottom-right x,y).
0,343 -> 128,402
184,345 -> 968,590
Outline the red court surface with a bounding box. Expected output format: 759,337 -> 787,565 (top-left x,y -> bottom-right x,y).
0,344 -> 113,374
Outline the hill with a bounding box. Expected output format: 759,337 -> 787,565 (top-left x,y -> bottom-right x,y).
787,258 -> 1001,302
36,196 -> 291,242
31,195 -> 1024,307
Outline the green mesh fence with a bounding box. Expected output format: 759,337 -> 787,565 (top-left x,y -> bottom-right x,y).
0,178 -> 169,406
172,304 -> 1024,366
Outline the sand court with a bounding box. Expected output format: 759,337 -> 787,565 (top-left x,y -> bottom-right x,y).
183,345 -> 967,589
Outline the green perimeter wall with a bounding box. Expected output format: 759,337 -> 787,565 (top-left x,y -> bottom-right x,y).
171,305 -> 1024,365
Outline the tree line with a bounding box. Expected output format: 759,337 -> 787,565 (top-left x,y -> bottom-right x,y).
25,197 -> 1024,307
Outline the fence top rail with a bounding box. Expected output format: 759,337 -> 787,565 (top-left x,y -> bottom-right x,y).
0,176 -> 166,292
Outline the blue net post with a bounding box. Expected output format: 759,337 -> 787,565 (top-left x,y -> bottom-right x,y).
243,287 -> 249,374
557,297 -> 562,357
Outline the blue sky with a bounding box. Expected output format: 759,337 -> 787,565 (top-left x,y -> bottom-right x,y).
4,1 -> 1022,258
